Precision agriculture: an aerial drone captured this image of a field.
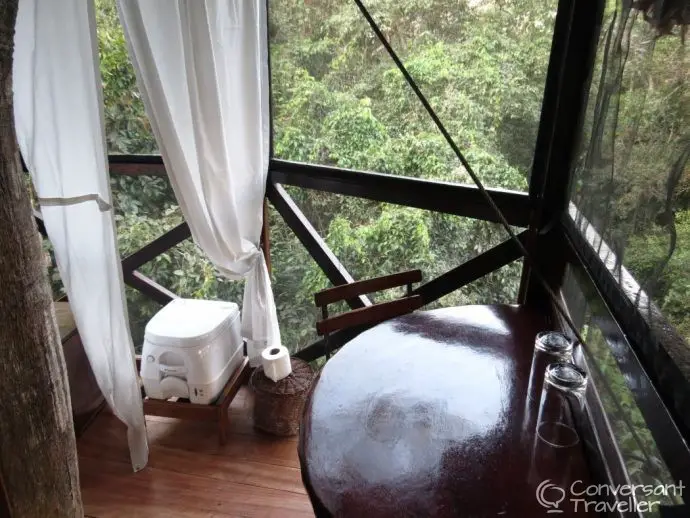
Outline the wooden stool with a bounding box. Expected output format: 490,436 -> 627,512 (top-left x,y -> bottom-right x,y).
142,357 -> 251,444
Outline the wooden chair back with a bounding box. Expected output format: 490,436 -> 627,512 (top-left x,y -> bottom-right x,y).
314,270 -> 423,356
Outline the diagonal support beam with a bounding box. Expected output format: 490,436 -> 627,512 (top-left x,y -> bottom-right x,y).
294,326 -> 363,363
36,207 -> 181,305
123,270 -> 178,306
267,182 -> 371,309
412,231 -> 528,305
121,222 -> 191,273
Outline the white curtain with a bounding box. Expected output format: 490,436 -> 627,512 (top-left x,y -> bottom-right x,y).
13,0 -> 148,471
117,0 -> 280,364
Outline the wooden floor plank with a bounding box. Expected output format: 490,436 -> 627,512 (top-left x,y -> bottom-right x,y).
80,457 -> 312,518
79,414 -> 300,469
79,439 -> 305,495
78,387 -> 313,518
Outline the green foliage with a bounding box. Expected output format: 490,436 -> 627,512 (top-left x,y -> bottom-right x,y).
626,211 -> 690,338
83,0 -> 686,498
302,205 -> 434,302
585,323 -> 679,508
96,0 -> 156,154
93,0 -> 546,351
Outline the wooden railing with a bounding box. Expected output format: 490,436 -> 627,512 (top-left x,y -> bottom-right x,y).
24,0 -> 690,496
80,156 -> 533,361
33,154 -> 690,490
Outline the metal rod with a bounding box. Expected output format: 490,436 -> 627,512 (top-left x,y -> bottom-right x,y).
351,0 -> 586,345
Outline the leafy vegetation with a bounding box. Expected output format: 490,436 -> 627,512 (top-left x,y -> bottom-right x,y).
567,2 -> 688,508
572,2 -> 689,342
62,1 -> 686,511
94,0 -> 551,347
94,0 -> 688,353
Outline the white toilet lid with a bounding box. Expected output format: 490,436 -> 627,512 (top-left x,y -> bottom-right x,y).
145,298 -> 240,348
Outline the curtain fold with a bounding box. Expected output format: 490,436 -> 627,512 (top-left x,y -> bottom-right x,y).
117,0 -> 280,364
13,0 -> 148,471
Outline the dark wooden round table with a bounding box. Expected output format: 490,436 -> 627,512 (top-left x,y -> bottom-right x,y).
299,305 -> 595,517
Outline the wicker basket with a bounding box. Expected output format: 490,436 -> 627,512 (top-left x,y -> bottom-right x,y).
250,357 -> 314,436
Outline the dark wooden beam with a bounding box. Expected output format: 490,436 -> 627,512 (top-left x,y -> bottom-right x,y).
270,159 -> 530,227
267,182 -> 371,309
106,155 -> 531,227
109,154 -> 166,176
106,156 -> 530,228
519,0 -> 605,307
0,474 -> 9,518
123,270 -> 178,305
121,222 -> 191,273
260,199 -> 271,273
412,231 -> 527,305
294,326 -> 363,363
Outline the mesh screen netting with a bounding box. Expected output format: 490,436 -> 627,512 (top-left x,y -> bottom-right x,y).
571,0 -> 689,344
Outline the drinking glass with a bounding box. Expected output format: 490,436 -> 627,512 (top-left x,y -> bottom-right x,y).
529,362 -> 588,487
521,332 -> 574,444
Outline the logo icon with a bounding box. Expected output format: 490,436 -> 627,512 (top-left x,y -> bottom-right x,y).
536,480 -> 566,513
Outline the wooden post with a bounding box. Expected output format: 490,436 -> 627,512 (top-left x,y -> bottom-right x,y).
518,0 -> 605,311
260,198 -> 271,274
0,2 -> 83,516
0,475 -> 10,518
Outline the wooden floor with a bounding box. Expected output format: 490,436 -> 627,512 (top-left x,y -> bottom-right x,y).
77,387 -> 314,518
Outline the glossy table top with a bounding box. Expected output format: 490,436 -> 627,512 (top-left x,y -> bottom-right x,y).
299,305 -> 595,517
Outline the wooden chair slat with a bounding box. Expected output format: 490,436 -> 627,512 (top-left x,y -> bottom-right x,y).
316,295 -> 423,336
314,269 -> 422,307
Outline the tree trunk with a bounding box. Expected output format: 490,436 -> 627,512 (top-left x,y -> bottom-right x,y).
0,2 -> 83,517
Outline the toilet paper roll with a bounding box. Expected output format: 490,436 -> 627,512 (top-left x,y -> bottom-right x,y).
261,345 -> 292,383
